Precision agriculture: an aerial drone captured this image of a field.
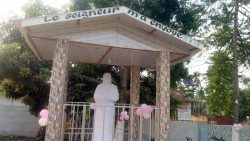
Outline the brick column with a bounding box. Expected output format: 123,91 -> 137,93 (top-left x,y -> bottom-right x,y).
156,51 -> 171,141
45,39 -> 69,141
129,66 -> 140,141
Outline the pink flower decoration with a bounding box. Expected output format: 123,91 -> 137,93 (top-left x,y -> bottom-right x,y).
136,104 -> 153,118
143,114 -> 151,119
119,111 -> 129,121
39,109 -> 48,118
38,117 -> 48,126
136,108 -> 143,116
234,124 -> 243,131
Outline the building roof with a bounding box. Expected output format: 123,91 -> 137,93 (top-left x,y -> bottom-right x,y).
14,6 -> 204,68
171,91 -> 199,103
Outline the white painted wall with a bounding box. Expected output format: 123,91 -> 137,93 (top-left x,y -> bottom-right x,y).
0,98 -> 40,137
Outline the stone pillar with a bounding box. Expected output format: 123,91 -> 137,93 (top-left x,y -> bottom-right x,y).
45,39 -> 69,141
232,127 -> 240,141
156,51 -> 171,141
129,66 -> 140,141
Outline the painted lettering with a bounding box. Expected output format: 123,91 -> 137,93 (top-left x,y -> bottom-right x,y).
166,28 -> 172,33
65,13 -> 71,19
72,12 -> 78,18
112,7 -> 119,13
97,9 -> 103,15
172,30 -> 177,35
177,33 -> 183,38
140,16 -> 147,21
103,8 -> 113,14
44,15 -> 59,22
161,26 -> 168,31
81,12 -> 88,18
155,22 -> 162,29
44,16 -> 52,22
88,11 -> 97,16
128,9 -> 139,17
42,7 -> 187,41
150,20 -> 156,25
52,15 -> 59,21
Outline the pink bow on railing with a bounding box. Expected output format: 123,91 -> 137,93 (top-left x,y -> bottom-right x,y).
119,111 -> 129,121
234,124 -> 243,131
136,104 -> 153,119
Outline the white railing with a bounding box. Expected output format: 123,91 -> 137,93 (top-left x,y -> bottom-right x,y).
62,102 -> 158,141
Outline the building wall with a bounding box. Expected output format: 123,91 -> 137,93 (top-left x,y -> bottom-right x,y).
0,98 -> 40,137
192,115 -> 208,122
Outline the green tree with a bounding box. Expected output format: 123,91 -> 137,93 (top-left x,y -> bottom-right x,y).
206,51 -> 234,118
239,77 -> 250,121
204,0 -> 250,122
0,43 -> 51,115
22,0 -> 58,18
68,63 -> 120,102
239,88 -> 250,121
0,0 -> 57,116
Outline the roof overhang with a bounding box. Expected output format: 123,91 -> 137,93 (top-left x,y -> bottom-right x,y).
14,6 -> 204,68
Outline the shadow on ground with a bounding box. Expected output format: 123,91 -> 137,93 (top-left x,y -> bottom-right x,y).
0,136 -> 35,141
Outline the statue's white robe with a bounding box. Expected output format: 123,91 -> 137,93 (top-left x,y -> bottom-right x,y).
92,73 -> 119,141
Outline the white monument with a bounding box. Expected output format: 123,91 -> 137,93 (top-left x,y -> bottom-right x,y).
92,73 -> 119,141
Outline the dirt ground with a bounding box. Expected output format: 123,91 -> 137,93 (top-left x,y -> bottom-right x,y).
0,136 -> 36,141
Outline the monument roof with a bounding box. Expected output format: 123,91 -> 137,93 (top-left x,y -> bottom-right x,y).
14,6 -> 204,68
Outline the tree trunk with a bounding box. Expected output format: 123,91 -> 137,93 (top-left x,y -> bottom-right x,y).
232,0 -> 239,123
156,51 -> 171,141
119,67 -> 129,103
129,66 -> 140,141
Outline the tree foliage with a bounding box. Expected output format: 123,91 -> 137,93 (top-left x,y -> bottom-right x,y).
68,63 -> 120,102
239,77 -> 250,121
203,0 -> 250,122
0,0 -> 56,116
0,43 -> 51,116
239,88 -> 250,121
206,51 -> 234,118
204,0 -> 250,65
22,0 -> 58,18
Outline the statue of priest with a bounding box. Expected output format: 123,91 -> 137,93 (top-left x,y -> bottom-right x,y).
92,73 -> 119,141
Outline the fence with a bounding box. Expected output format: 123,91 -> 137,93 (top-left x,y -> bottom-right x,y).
207,125 -> 232,141
62,102 -> 250,141
62,102 -> 158,141
207,125 -> 250,141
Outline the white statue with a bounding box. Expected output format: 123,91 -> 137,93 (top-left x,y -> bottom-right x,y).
92,73 -> 119,141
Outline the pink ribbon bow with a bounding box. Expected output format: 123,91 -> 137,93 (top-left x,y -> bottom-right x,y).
234,124 -> 243,131
119,111 -> 129,121
136,104 -> 153,119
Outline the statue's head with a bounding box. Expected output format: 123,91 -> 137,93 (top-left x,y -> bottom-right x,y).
102,73 -> 111,84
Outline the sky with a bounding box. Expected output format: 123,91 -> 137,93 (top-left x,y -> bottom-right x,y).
0,0 -> 249,87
